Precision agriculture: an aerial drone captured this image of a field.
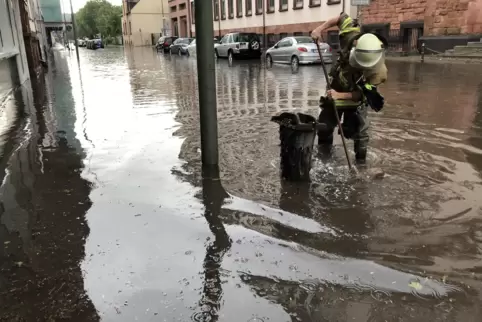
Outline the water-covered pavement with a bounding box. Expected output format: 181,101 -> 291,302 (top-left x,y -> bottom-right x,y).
1,46 -> 482,321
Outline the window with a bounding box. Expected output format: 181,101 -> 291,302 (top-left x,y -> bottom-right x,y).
191,1 -> 195,24
237,0 -> 243,16
267,0 -> 274,13
279,0 -> 288,11
293,0 -> 303,9
213,0 -> 219,20
309,0 -> 321,6
327,0 -> 341,4
294,36 -> 313,43
256,0 -> 262,14
228,0 -> 234,18
221,0 -> 226,19
245,0 -> 252,16
278,38 -> 293,47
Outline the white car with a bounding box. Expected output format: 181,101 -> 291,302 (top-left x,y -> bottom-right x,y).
186,39 -> 196,56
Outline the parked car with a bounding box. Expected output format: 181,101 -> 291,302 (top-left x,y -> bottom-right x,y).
214,32 -> 262,63
186,39 -> 196,56
156,36 -> 178,53
77,39 -> 86,47
265,36 -> 333,68
186,38 -> 219,57
86,39 -> 103,50
170,38 -> 194,56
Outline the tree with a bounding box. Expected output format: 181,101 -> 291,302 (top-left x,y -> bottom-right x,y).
75,0 -> 122,40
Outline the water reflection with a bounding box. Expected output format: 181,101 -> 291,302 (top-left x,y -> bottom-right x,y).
465,81 -> 482,174
38,48 -> 482,320
193,167 -> 232,322
0,51 -> 97,320
168,54 -> 477,320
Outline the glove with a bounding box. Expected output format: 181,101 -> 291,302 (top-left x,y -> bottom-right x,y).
359,82 -> 385,112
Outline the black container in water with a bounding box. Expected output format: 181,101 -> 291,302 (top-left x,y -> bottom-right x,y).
271,112 -> 325,181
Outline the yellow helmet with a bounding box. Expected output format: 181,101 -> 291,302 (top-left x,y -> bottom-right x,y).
349,33 -> 385,70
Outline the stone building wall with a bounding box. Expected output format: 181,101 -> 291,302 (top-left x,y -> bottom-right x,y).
361,0 -> 482,36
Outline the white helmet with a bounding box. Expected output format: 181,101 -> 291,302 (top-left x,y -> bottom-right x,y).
349,33 -> 385,70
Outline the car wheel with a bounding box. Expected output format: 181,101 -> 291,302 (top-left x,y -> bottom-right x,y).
291,55 -> 299,68
228,51 -> 233,64
186,50 -> 190,57
178,49 -> 182,56
169,48 -> 172,55
214,49 -> 219,59
266,54 -> 273,68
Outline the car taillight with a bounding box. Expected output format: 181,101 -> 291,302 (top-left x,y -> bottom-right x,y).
164,42 -> 168,46
297,47 -> 308,52
329,47 -> 332,52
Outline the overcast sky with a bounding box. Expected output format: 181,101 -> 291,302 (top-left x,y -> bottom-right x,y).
61,0 -> 123,13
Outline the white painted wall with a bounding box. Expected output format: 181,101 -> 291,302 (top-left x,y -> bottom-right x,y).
125,0 -> 170,46
0,0 -> 30,86
213,0 -> 354,32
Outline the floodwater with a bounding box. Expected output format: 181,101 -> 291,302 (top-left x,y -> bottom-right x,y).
1,46 -> 482,321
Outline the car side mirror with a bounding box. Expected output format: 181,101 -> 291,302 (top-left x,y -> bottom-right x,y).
274,44 -> 279,49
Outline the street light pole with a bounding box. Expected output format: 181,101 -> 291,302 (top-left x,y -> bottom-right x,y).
194,0 -> 219,166
68,0 -> 80,61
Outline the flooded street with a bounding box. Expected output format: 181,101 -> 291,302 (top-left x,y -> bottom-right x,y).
1,46 -> 482,321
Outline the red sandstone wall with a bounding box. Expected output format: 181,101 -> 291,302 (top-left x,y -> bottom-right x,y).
361,0 -> 427,29
361,0 -> 482,36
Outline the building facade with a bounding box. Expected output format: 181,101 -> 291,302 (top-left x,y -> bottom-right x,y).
123,0 -> 170,46
1,0 -> 30,104
168,0 -> 193,38
360,0 -> 482,52
208,0 -> 356,44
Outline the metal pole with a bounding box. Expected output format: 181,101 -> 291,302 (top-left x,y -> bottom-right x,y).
69,0 -> 80,61
315,39 -> 353,170
195,0 -> 219,166
421,41 -> 425,63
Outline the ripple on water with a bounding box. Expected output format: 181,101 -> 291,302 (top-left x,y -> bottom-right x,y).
74,50 -> 482,321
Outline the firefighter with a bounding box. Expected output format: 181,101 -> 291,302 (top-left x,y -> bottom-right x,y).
311,12 -> 387,164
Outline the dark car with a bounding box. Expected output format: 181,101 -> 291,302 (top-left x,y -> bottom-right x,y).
214,32 -> 262,62
169,38 -> 194,56
156,36 -> 178,53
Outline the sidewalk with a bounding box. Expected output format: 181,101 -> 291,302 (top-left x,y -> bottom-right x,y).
386,54 -> 482,64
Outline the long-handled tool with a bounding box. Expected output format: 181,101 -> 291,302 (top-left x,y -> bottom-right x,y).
314,38 -> 353,170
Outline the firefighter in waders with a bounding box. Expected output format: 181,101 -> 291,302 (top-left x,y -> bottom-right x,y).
311,13 -> 387,164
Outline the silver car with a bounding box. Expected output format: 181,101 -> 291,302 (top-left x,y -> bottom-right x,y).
186,39 -> 196,56
266,36 -> 333,68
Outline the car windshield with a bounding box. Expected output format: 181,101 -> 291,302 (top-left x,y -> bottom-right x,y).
235,33 -> 259,42
178,38 -> 192,44
294,37 -> 314,44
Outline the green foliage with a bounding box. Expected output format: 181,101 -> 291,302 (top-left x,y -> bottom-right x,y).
75,0 -> 122,39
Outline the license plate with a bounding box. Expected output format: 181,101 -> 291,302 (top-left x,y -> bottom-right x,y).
240,43 -> 247,49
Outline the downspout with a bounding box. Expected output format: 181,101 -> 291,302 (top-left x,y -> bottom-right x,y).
262,0 -> 266,51
218,0 -> 221,38
187,0 -> 191,37
161,0 -> 165,36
